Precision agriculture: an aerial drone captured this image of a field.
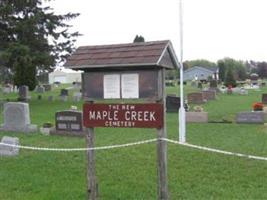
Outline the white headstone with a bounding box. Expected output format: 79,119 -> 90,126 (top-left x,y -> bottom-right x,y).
0,102 -> 37,132
0,136 -> 19,156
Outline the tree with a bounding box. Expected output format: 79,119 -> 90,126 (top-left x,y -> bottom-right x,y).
217,58 -> 247,82
218,60 -> 226,81
224,67 -> 236,87
0,0 -> 80,89
183,59 -> 216,69
133,35 -> 145,43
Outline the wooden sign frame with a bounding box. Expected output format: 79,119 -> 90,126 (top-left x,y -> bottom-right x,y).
84,69 -> 168,200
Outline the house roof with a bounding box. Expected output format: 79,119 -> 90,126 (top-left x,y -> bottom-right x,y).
184,66 -> 218,74
64,40 -> 179,70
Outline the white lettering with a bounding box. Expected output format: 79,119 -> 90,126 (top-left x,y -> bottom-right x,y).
143,111 -> 149,121
114,111 -> 118,120
150,112 -> 156,121
89,111 -> 95,120
125,111 -> 130,120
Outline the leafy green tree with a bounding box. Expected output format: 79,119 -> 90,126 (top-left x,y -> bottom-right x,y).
224,67 -> 236,87
0,0 -> 80,89
183,59 -> 216,69
133,35 -> 145,43
217,58 -> 247,81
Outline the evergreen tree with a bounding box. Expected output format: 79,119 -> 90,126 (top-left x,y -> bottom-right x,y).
133,35 -> 145,43
0,0 -> 80,89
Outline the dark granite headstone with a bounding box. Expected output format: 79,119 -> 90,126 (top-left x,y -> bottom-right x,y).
187,92 -> 204,104
236,112 -> 264,124
51,110 -> 84,136
37,95 -> 42,100
262,94 -> 267,104
60,89 -> 69,96
18,85 -> 30,101
166,96 -> 180,112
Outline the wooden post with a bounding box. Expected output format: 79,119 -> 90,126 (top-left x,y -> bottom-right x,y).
86,102 -> 98,200
157,69 -> 168,200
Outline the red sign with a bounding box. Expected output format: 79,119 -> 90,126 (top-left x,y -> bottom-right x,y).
83,103 -> 163,128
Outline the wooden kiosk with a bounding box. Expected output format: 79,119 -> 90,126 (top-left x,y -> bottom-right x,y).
65,40 -> 179,200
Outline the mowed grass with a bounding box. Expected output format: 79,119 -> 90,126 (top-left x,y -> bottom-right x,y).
0,83 -> 267,199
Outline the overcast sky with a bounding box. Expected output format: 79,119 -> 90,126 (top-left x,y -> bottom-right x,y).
48,0 -> 267,62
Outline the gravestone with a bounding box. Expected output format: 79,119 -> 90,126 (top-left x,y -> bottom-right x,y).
60,89 -> 69,96
0,102 -> 37,132
73,82 -> 82,89
239,88 -> 248,95
197,82 -> 202,89
262,94 -> 267,104
60,96 -> 68,102
18,85 -> 30,101
166,95 -> 180,112
73,92 -> 82,102
202,90 -> 216,101
48,96 -> 54,102
50,110 -> 85,136
37,95 -> 42,100
43,84 -> 52,91
0,136 -> 19,156
3,86 -> 12,94
236,112 -> 265,124
186,112 -> 208,123
191,81 -> 197,87
209,80 -> 217,88
187,92 -> 204,104
36,85 -> 45,93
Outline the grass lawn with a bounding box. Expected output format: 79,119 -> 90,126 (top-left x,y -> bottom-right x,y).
0,83 -> 267,199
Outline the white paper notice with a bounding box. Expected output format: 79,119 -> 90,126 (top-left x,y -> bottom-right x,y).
121,74 -> 139,98
103,74 -> 120,99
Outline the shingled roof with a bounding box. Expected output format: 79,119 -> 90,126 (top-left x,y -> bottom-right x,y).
64,40 -> 179,70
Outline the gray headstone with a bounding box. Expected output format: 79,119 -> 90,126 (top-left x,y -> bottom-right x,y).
236,112 -> 265,124
51,110 -> 84,136
48,96 -> 54,102
0,102 -> 37,132
3,86 -> 12,94
0,136 -> 19,156
262,94 -> 267,104
60,95 -> 68,102
18,85 -> 30,101
36,85 -> 45,93
202,90 -> 216,101
43,84 -> 52,91
187,92 -> 204,104
186,112 -> 208,123
73,92 -> 82,102
209,80 -> 217,88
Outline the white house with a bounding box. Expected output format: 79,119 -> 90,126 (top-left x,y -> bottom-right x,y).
48,67 -> 82,84
183,66 -> 219,81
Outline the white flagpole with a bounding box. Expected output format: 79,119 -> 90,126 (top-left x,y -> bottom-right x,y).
179,0 -> 186,143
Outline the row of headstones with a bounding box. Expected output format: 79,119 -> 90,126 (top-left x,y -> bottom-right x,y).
0,102 -> 84,135
187,90 -> 216,104
166,90 -> 217,112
